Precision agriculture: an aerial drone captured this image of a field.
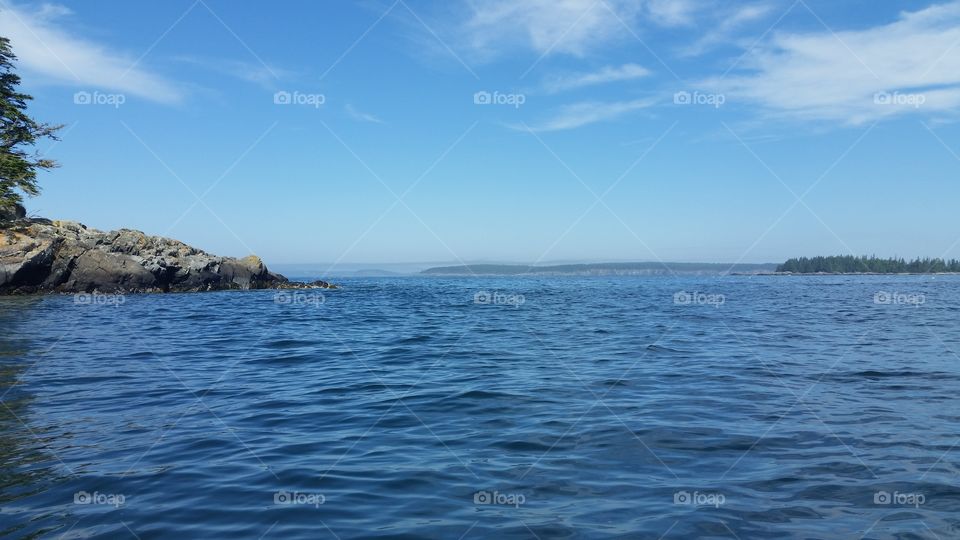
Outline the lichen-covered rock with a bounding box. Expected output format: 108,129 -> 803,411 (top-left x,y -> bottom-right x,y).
0,219 -> 336,294
0,231 -> 60,288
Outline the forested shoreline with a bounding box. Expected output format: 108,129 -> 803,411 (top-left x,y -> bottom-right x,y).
777,256 -> 960,274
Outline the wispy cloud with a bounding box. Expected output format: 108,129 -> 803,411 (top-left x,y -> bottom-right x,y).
712,1 -> 960,123
346,103 -> 384,124
680,3 -> 774,56
173,56 -> 288,89
460,0 -> 645,59
644,0 -> 697,27
0,2 -> 182,103
542,63 -> 650,93
513,98 -> 655,132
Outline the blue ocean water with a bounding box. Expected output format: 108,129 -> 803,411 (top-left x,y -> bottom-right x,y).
1,276 -> 959,539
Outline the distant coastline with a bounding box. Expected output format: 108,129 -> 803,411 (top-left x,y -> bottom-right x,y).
761,272 -> 960,276
422,262 -> 778,276
422,258 -> 960,277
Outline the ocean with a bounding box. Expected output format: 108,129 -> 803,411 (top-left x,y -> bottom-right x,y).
1,276 -> 958,538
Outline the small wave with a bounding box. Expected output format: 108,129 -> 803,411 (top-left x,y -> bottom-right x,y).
646,344 -> 688,354
398,335 -> 431,344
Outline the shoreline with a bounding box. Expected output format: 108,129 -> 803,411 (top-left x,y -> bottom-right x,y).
746,272 -> 960,276
1,217 -> 336,295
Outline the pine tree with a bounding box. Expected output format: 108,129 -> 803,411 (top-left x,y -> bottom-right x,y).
777,255 -> 960,273
1,36 -> 61,220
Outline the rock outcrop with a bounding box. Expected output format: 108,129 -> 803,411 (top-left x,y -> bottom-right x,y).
0,218 -> 334,294
0,204 -> 26,223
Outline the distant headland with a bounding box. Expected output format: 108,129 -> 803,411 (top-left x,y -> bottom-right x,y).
421,262 -> 778,276
422,257 -> 960,276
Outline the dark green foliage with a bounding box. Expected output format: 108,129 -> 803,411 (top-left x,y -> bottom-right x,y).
1,36 -> 61,219
777,256 -> 960,274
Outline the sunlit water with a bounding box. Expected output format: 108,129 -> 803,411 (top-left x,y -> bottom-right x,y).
1,276 -> 959,539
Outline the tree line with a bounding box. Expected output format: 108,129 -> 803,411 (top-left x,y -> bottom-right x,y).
777,256 -> 960,274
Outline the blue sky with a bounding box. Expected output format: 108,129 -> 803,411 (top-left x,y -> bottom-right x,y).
3,0 -> 960,265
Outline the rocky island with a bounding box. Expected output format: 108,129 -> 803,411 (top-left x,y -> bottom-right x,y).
0,206 -> 333,295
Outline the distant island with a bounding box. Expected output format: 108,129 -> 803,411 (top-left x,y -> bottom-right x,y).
777,256 -> 960,274
422,257 -> 960,277
421,262 -> 778,276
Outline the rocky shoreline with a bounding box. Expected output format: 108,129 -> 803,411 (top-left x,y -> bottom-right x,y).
0,215 -> 334,295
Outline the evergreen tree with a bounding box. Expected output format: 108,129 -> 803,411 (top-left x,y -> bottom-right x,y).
1,36 -> 61,220
777,255 -> 960,274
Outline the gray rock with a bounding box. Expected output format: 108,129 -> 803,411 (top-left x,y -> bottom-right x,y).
62,250 -> 158,292
0,218 -> 336,294
0,204 -> 27,224
0,233 -> 59,288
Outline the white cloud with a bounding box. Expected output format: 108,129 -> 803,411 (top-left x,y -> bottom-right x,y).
346,104 -> 384,124
456,0 -> 724,61
461,0 -> 644,58
681,4 -> 774,56
35,3 -> 72,18
712,1 -> 960,123
645,0 -> 697,27
543,63 -> 650,93
0,3 -> 182,103
513,98 -> 655,132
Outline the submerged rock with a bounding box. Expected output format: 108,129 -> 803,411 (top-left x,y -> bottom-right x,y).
0,219 -> 336,294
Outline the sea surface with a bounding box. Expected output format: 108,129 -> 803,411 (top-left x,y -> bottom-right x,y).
1,276 -> 959,539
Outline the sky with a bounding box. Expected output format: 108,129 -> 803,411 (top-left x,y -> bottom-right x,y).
2,0 -> 960,266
